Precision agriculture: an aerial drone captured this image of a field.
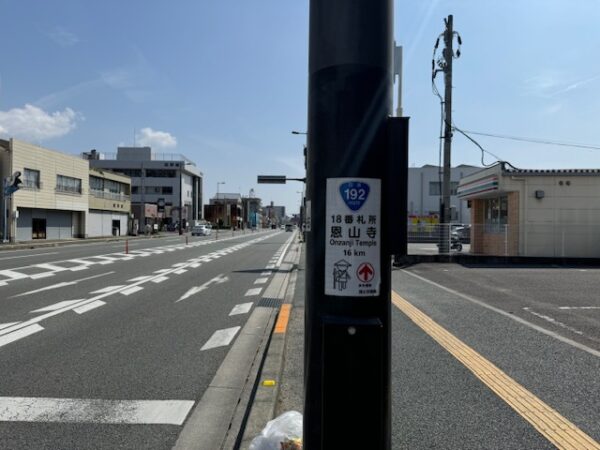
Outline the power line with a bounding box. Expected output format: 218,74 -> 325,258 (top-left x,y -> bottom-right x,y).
462,130 -> 600,151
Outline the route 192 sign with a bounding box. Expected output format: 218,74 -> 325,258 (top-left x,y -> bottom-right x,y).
325,178 -> 381,297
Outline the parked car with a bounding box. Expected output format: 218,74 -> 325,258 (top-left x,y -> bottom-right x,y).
191,224 -> 211,236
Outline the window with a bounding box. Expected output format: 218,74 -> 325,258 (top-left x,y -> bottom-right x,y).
484,196 -> 508,232
145,169 -> 176,178
162,186 -> 173,194
429,181 -> 459,196
90,176 -> 103,191
23,168 -> 40,189
56,175 -> 82,194
114,168 -> 142,177
131,186 -> 139,194
145,186 -> 161,194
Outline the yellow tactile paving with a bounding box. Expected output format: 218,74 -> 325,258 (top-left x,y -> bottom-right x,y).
392,291 -> 600,450
274,304 -> 292,334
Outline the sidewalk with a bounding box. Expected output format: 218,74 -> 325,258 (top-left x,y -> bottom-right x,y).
238,241 -> 305,448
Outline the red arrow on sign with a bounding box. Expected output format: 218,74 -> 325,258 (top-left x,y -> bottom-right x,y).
357,263 -> 374,282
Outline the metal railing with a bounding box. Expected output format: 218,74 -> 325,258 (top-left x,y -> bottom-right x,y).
90,189 -> 130,201
408,222 -> 600,258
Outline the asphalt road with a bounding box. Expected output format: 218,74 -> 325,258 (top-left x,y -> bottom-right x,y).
392,263 -> 600,449
0,230 -> 292,449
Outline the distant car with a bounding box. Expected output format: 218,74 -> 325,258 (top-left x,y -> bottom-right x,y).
191,224 -> 211,236
285,223 -> 293,232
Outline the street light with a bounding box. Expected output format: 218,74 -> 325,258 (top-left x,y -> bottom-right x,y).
291,130 -> 307,135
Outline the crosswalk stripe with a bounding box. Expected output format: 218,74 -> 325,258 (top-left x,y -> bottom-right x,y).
90,286 -> 125,294
245,288 -> 262,297
0,397 -> 195,425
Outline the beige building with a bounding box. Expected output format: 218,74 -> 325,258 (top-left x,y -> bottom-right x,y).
1,139 -> 89,241
458,162 -> 600,258
88,168 -> 132,237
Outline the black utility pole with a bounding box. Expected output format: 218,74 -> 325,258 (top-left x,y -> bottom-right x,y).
304,1 -> 406,448
179,165 -> 183,235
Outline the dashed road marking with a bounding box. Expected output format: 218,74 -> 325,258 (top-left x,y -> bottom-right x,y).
201,327 -> 240,351
90,286 -> 126,294
174,269 -> 187,275
0,324 -> 44,349
121,286 -> 144,296
74,300 -> 106,314
229,303 -> 253,316
152,276 -> 169,283
254,277 -> 268,285
245,288 -> 262,297
30,300 -> 83,313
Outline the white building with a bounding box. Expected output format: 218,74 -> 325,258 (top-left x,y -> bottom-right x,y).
408,164 -> 480,224
458,162 -> 600,258
85,147 -> 203,227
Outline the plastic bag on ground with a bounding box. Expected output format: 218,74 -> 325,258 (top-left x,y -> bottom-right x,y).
249,410 -> 302,450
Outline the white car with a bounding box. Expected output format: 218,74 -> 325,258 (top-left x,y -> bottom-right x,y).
191,224 -> 211,236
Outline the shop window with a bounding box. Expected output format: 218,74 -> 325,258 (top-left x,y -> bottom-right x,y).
484,196 -> 508,232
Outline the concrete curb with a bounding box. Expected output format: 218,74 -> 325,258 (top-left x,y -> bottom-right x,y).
400,253 -> 600,266
237,242 -> 302,449
172,232 -> 298,450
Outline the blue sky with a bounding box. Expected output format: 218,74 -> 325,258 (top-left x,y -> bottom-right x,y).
1,0 -> 599,213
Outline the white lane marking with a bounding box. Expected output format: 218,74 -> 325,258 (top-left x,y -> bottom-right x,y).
0,234 -> 275,344
31,300 -> 83,313
523,307 -> 584,335
127,276 -> 154,282
0,270 -> 29,281
74,300 -> 106,314
152,276 -> 169,284
261,271 -> 272,276
35,263 -> 69,272
229,303 -> 253,316
402,269 -> 600,359
154,269 -> 171,274
29,273 -> 55,280
0,252 -> 59,261
275,231 -> 296,267
265,264 -> 275,270
0,325 -> 44,349
90,286 -> 126,294
174,269 -> 187,275
0,397 -> 195,425
12,272 -> 115,298
201,327 -> 241,351
0,322 -> 20,330
121,286 -> 144,296
172,263 -> 188,267
189,263 -> 201,268
558,306 -> 600,310
254,277 -> 268,285
176,274 -> 229,302
245,288 -> 262,297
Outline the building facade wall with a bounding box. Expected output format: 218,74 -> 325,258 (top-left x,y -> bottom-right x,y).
88,211 -> 129,237
408,165 -> 480,224
2,139 -> 89,240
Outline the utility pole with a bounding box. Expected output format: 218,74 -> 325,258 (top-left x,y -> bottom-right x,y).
440,14 -> 454,253
304,1 -> 408,448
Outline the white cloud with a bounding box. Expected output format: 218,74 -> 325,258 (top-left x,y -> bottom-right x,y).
48,27 -> 79,47
136,127 -> 177,149
0,104 -> 81,141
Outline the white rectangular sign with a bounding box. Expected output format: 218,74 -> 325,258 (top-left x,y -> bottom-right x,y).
325,178 -> 381,297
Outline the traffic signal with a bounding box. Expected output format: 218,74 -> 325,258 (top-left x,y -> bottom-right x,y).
3,171 -> 22,196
